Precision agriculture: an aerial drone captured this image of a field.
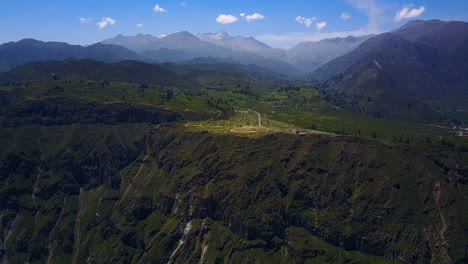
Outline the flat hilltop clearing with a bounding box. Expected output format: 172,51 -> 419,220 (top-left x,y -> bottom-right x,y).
186,110 -> 333,137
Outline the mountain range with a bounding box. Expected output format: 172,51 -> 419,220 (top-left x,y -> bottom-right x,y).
285,35 -> 373,72
0,39 -> 145,71
102,31 -> 372,73
312,20 -> 468,118
0,19 -> 466,120
104,31 -> 301,76
0,31 -> 374,76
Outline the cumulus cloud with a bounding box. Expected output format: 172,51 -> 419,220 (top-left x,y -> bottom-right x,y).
97,17 -> 116,29
316,21 -> 327,30
153,4 -> 167,13
395,4 -> 425,22
240,13 -> 246,17
295,16 -> 317,28
341,12 -> 351,20
79,18 -> 92,23
245,13 -> 265,22
216,14 -> 238,24
136,23 -> 143,27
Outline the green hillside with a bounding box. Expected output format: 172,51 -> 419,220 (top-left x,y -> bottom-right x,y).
0,59 -> 467,264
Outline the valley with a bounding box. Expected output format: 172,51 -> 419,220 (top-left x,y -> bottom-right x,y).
0,17 -> 467,264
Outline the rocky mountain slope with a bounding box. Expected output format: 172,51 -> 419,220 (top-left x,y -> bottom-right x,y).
311,20 -> 468,119
286,35 -> 372,72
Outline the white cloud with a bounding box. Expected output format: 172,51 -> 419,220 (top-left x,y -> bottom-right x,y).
153,4 -> 167,13
245,13 -> 265,22
345,0 -> 383,31
159,34 -> 168,38
181,2 -> 187,7
97,17 -> 116,29
216,14 -> 238,24
240,13 -> 246,17
316,21 -> 327,30
341,12 -> 351,20
79,18 -> 92,23
395,4 -> 425,22
295,16 -> 317,28
136,23 -> 144,27
258,0 -> 385,48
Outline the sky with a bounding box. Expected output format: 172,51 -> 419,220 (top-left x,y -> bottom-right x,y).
1,0 -> 467,48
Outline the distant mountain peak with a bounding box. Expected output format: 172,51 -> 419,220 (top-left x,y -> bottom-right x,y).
164,31 -> 198,41
16,38 -> 43,44
136,33 -> 153,37
395,19 -> 445,31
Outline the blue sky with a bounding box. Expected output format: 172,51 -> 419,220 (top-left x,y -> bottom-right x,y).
1,0 -> 467,48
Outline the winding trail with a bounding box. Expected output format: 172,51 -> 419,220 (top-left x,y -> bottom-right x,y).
433,181 -> 451,263
248,109 -> 262,127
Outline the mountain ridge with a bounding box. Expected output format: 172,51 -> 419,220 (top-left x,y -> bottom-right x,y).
0,39 -> 146,72
311,20 -> 468,119
101,32 -> 375,73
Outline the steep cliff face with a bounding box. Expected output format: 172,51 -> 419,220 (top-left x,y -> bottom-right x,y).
1,98 -> 182,126
0,100 -> 467,264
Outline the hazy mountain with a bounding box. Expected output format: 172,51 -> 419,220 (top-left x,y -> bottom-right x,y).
196,31 -> 231,44
145,32 -> 236,57
0,39 -> 146,72
285,35 -> 373,72
140,48 -> 192,63
165,57 -> 294,84
100,32 -> 376,75
196,32 -> 376,72
105,31 -> 301,76
78,43 -> 147,63
101,33 -> 160,52
197,31 -> 286,58
0,35 -> 299,77
312,20 -> 468,118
